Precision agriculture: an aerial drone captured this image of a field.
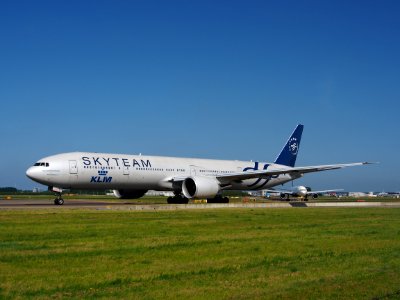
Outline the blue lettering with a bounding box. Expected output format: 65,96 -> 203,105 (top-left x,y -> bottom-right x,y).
122,158 -> 130,167
112,158 -> 120,166
93,157 -> 102,166
103,157 -> 110,166
90,176 -> 112,183
132,159 -> 141,167
141,159 -> 151,168
82,157 -> 91,166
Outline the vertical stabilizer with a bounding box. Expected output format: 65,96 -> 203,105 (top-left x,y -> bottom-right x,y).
274,124 -> 304,167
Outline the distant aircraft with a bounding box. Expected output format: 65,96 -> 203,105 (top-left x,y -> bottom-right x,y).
377,191 -> 388,197
266,186 -> 343,200
26,124 -> 373,205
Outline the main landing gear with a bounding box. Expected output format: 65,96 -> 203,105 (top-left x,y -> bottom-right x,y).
166,193 -> 230,204
207,195 -> 229,203
167,194 -> 189,204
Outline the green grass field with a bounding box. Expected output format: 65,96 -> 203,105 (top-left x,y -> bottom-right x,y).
1,208 -> 400,299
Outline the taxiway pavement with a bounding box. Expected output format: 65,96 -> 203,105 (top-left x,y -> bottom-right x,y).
1,199 -> 400,211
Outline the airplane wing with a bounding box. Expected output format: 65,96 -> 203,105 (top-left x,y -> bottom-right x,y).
215,162 -> 374,183
261,188 -> 343,194
307,189 -> 343,194
263,188 -> 292,193
167,162 -> 374,184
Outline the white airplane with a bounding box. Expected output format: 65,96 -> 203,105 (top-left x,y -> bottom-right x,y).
266,186 -> 343,200
26,124 -> 373,205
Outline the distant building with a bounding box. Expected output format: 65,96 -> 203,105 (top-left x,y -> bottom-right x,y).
349,192 -> 376,197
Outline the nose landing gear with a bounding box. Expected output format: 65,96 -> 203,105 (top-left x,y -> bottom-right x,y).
54,192 -> 64,205
49,187 -> 64,205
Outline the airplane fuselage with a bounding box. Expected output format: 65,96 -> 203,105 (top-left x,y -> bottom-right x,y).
26,152 -> 297,192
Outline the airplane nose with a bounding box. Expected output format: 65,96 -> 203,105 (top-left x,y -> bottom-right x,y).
26,167 -> 35,180
26,166 -> 47,185
297,186 -> 307,196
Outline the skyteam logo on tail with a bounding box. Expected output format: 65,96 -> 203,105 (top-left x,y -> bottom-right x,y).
90,169 -> 113,183
274,124 -> 303,167
289,137 -> 299,155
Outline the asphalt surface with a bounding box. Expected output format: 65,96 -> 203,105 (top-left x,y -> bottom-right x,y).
1,198 -> 400,210
0,199 -> 139,209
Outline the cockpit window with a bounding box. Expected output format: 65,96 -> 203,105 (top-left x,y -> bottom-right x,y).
34,162 -> 49,167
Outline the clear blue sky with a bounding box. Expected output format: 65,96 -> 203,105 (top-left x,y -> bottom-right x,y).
1,1 -> 399,192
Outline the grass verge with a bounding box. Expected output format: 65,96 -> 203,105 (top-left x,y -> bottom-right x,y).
1,208 -> 400,299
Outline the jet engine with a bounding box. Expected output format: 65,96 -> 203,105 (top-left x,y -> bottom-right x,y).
280,193 -> 288,199
182,176 -> 220,199
113,189 -> 148,199
312,193 -> 319,199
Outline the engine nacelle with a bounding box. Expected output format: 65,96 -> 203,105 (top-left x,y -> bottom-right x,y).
182,176 -> 220,199
113,189 -> 147,199
280,193 -> 287,199
312,193 -> 319,199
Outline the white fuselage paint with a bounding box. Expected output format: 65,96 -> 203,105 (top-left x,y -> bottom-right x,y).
26,152 -> 297,192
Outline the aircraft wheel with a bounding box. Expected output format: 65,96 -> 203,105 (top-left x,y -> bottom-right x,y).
167,196 -> 188,204
54,198 -> 64,205
176,196 -> 188,204
207,196 -> 228,203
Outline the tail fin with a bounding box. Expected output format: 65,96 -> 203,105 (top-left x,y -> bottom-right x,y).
274,124 -> 304,167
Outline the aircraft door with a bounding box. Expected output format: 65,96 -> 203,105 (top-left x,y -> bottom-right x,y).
190,165 -> 196,176
69,160 -> 78,185
69,160 -> 78,174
